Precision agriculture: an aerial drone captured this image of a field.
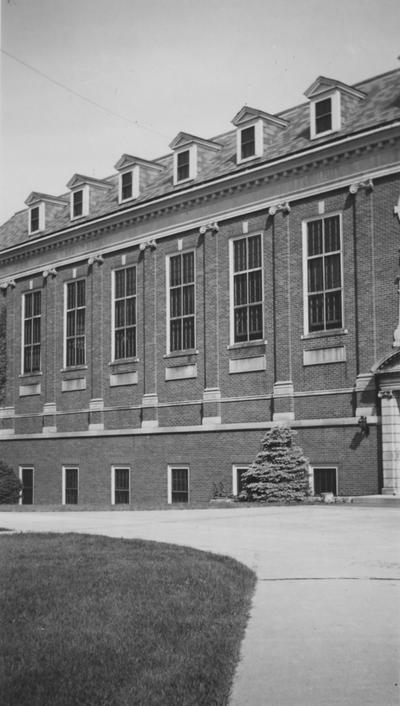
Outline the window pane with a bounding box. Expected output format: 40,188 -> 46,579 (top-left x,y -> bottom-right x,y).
66,339 -> 75,367
324,216 -> 340,252
121,172 -> 133,200
234,238 -> 247,272
73,191 -> 83,216
234,273 -> 247,306
325,253 -> 341,290
248,304 -> 263,340
66,310 -> 75,337
126,297 -> 136,325
115,300 -> 125,328
67,283 -> 75,310
32,346 -> 41,371
308,294 -> 324,331
115,330 -> 125,359
170,320 -> 181,352
24,319 -> 32,345
76,309 -> 85,335
248,270 -> 262,303
183,317 -> 194,350
25,293 -> 32,317
126,327 -> 136,358
182,252 -> 194,284
177,151 -> 190,181
182,285 -> 194,315
308,258 -> 323,293
248,235 -> 261,269
33,291 -> 41,315
24,348 -> 32,374
31,208 -> 39,232
76,280 -> 85,307
170,256 -> 181,287
234,307 -> 248,342
307,221 -> 323,256
315,98 -> 332,134
170,288 -> 181,318
32,318 -> 41,344
115,270 -> 125,299
126,267 -> 136,296
76,337 -> 85,365
241,126 -> 255,159
325,291 -> 342,329
171,468 -> 188,503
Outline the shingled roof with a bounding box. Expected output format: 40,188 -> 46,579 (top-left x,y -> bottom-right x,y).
1,68 -> 399,252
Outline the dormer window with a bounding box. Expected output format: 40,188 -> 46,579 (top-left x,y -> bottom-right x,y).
177,150 -> 190,182
309,92 -> 340,139
315,98 -> 332,135
29,206 -> 41,234
240,126 -> 256,160
173,146 -> 196,184
305,76 -> 366,141
118,168 -> 139,203
121,171 -> 133,201
25,192 -> 67,235
169,133 -> 221,186
114,154 -> 163,203
232,108 -> 287,165
67,174 -> 111,221
72,189 -> 84,218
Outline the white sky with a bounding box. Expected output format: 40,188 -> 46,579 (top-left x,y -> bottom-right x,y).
1,0 -> 399,225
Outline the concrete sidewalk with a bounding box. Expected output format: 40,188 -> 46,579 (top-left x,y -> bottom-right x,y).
1,505 -> 399,705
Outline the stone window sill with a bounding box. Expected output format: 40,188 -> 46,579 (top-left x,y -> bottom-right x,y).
301,329 -> 348,341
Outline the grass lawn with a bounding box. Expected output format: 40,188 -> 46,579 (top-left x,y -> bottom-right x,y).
0,533 -> 256,706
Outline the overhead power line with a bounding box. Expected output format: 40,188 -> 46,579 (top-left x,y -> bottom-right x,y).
1,48 -> 168,139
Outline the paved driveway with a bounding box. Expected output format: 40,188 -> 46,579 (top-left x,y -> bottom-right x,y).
1,505 -> 399,705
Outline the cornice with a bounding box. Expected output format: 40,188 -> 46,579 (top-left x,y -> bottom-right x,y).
1,125 -> 399,272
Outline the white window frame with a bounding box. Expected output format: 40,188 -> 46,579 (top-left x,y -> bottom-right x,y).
236,119 -> 263,163
166,249 -> 196,354
63,279 -> 86,368
173,144 -> 197,185
111,266 -> 137,362
118,166 -> 139,203
111,466 -> 131,505
302,213 -> 344,336
232,465 -> 248,497
309,91 -> 341,140
309,465 -> 338,496
62,466 -> 79,505
28,203 -> 45,235
70,185 -> 89,220
21,289 -> 42,375
229,232 -> 264,345
19,466 -> 34,505
167,465 -> 190,504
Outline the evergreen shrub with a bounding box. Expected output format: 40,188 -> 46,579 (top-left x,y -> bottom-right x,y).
0,462 -> 22,504
239,425 -> 310,503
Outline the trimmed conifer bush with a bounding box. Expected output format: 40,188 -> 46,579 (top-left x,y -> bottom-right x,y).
239,425 -> 310,503
0,462 -> 22,504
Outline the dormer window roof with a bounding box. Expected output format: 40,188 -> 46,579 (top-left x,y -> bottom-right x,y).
114,154 -> 164,203
169,132 -> 222,185
24,192 -> 67,235
232,107 -> 288,164
66,174 -> 112,220
304,76 -> 366,140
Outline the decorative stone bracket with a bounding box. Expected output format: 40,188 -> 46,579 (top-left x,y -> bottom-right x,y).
268,202 -> 290,216
199,222 -> 219,235
349,179 -> 374,194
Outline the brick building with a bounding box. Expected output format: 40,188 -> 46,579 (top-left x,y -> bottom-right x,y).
1,68 -> 400,505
